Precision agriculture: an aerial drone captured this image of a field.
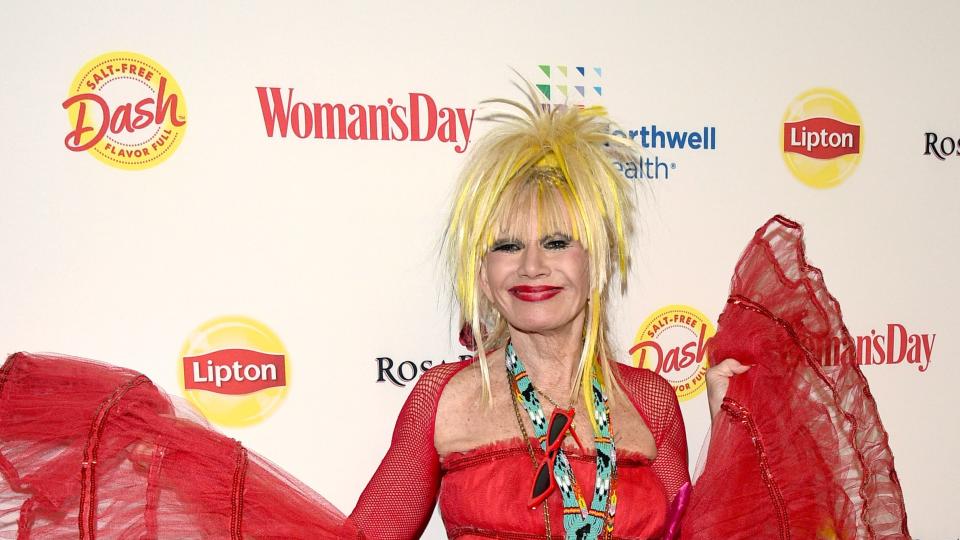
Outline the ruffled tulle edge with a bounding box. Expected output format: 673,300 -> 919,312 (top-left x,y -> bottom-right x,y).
712,215 -> 910,538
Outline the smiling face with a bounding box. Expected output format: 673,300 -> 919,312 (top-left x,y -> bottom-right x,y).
478,187 -> 591,339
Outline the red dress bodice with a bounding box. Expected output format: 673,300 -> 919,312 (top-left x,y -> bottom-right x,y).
439,439 -> 667,539
347,359 -> 690,539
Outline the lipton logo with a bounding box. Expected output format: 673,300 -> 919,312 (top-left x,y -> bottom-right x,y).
64,51 -> 187,170
784,117 -> 860,159
629,305 -> 715,401
179,316 -> 289,427
183,349 -> 286,394
781,88 -> 862,189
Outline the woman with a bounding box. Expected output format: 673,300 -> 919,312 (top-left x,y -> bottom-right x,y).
344,91 -> 729,539
0,87 -> 907,539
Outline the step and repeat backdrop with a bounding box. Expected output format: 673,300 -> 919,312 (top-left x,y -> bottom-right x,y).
1,2 -> 957,538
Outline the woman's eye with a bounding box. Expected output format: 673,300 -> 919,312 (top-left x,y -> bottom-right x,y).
544,238 -> 571,250
491,242 -> 521,253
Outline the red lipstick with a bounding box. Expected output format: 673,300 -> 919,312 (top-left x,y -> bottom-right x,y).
509,285 -> 563,302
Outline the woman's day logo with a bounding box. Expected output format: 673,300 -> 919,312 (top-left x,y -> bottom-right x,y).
179,316 -> 289,427
781,88 -> 862,189
630,305 -> 715,401
63,52 -> 186,170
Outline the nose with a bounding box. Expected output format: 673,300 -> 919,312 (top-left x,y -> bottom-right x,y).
519,244 -> 549,279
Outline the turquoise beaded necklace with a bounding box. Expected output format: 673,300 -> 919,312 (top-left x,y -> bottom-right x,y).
505,343 -> 617,539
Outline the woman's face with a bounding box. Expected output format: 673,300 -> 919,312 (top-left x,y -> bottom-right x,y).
479,210 -> 590,338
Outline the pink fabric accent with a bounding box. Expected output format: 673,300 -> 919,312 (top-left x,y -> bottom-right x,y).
662,481 -> 691,540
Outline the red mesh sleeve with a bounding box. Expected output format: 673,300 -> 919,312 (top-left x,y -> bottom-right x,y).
345,360 -> 469,539
615,363 -> 691,504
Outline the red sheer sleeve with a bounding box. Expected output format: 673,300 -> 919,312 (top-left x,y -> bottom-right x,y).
615,363 -> 691,504
344,360 -> 470,539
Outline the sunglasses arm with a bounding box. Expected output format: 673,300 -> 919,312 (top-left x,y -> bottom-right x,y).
568,422 -> 586,453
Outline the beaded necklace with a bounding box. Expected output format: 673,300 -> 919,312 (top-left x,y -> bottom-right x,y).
505,343 -> 617,539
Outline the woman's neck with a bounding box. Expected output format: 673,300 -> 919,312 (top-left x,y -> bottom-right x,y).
507,317 -> 585,402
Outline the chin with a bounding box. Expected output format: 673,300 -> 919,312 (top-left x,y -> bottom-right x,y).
508,316 -> 580,336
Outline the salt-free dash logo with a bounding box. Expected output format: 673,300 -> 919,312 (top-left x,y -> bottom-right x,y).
629,305 -> 715,401
179,315 -> 289,427
781,88 -> 862,188
63,51 -> 186,170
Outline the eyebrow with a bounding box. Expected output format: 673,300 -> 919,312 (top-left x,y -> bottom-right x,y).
540,232 -> 572,241
490,235 -> 521,244
490,232 -> 571,245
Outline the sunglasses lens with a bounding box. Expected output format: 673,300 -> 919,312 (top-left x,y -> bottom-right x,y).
547,413 -> 570,445
532,460 -> 552,497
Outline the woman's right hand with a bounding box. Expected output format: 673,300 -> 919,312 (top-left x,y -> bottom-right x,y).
705,358 -> 751,420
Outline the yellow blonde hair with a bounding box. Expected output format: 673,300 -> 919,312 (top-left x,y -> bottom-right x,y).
444,83 -> 639,430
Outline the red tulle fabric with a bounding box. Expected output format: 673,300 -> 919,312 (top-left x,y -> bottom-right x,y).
679,215 -> 910,539
0,215 -> 909,539
0,353 -> 346,539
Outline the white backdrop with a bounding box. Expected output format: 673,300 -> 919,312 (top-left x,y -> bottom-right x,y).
1,2 -> 957,538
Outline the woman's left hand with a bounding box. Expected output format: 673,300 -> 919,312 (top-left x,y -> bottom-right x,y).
705,358 -> 751,420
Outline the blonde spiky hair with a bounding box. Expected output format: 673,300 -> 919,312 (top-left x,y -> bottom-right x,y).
445,82 -> 639,430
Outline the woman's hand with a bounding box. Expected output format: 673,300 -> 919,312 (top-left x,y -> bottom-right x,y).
706,358 -> 751,420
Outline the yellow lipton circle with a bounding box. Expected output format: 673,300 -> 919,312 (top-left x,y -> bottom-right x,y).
178,316 -> 289,427
65,51 -> 187,170
630,305 -> 715,401
781,88 -> 862,189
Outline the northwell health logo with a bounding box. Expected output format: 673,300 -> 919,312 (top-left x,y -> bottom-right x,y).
532,64 -> 718,181
534,64 -> 604,101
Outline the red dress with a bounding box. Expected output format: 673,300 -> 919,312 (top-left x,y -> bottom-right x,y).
346,360 -> 689,539
0,216 -> 909,539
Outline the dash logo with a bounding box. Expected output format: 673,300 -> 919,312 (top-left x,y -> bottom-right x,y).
629,305 -> 715,401
63,51 -> 186,170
